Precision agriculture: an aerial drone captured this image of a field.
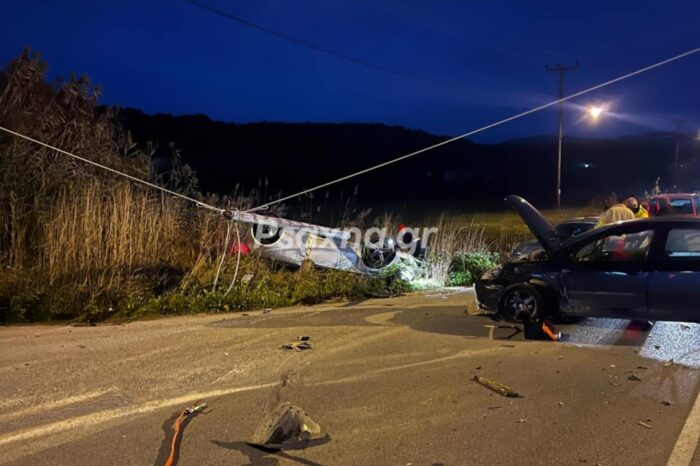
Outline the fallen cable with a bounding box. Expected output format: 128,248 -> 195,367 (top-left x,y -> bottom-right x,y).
165,402 -> 208,466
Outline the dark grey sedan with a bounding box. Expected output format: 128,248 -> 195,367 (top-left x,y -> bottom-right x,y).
476,195 -> 700,323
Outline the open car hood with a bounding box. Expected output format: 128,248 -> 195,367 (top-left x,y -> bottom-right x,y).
506,195 -> 559,252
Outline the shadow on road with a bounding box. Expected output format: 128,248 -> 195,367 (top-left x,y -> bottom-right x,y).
212,304 -> 661,349
210,436 -> 330,466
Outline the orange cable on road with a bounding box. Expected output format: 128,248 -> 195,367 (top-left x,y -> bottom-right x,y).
164,402 -> 207,466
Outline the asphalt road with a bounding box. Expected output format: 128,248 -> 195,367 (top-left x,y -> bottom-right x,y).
1,288 -> 700,466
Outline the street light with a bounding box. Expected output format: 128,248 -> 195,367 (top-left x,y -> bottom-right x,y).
588,106 -> 604,122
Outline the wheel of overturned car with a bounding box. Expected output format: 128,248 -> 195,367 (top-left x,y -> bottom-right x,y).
251,222 -> 283,245
499,284 -> 542,322
361,239 -> 397,270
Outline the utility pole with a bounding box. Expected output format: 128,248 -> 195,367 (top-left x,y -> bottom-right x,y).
672,117 -> 687,190
546,63 -> 578,209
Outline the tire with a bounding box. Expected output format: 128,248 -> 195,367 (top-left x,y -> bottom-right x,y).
499,284 -> 542,322
361,239 -> 397,270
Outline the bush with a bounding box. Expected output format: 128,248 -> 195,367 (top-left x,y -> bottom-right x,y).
448,251 -> 500,286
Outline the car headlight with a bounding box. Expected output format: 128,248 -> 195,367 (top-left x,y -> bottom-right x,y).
480,266 -> 501,281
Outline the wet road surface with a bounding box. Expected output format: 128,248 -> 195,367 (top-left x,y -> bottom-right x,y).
1,288 -> 700,465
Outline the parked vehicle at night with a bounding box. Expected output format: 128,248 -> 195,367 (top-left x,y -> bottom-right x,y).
647,193 -> 700,217
476,195 -> 700,323
510,216 -> 599,260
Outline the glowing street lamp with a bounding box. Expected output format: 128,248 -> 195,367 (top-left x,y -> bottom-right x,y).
588,105 -> 604,122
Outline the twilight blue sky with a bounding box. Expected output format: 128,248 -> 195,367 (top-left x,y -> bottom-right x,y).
1,0 -> 699,142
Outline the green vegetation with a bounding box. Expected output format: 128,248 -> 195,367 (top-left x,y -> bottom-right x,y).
0,51 -> 413,323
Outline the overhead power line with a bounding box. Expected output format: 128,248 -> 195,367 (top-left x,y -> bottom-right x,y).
0,48 -> 697,217
183,0 -> 432,83
246,47 -> 700,212
0,126 -> 226,214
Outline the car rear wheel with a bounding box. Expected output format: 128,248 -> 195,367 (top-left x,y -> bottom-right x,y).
499,284 -> 542,322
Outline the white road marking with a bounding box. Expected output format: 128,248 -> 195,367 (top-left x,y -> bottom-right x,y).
0,389 -> 114,423
668,385 -> 700,466
0,382 -> 278,448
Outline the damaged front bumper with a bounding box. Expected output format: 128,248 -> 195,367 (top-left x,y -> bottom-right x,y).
474,279 -> 502,312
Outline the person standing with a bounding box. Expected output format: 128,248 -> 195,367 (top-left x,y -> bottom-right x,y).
596,201 -> 635,227
624,197 -> 649,219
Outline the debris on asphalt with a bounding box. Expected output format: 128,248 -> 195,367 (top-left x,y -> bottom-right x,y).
242,313 -> 250,316
609,364 -> 616,368
558,401 -> 564,407
487,406 -> 502,410
475,366 -> 482,370
282,340 -> 313,351
483,324 -> 522,340
557,356 -> 565,359
627,374 -> 641,382
501,344 -> 516,348
661,401 -> 672,406
263,309 -> 272,314
636,365 -> 648,370
472,375 -> 520,398
517,418 -> 527,423
681,324 -> 691,330
247,402 -> 325,451
654,345 -> 661,350
664,360 -> 674,367
638,421 -> 653,429
297,336 -> 311,341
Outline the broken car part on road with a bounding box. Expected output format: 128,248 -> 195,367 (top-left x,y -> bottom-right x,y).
247,402 -> 327,451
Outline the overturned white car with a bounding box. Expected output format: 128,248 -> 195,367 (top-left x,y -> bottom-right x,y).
224,210 -> 430,280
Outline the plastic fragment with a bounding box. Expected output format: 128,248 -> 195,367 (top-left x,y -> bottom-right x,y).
248,402 -> 324,450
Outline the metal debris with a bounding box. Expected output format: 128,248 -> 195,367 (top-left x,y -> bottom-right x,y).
638,421 -> 653,429
248,402 -> 324,451
472,375 -> 520,398
281,341 -> 313,352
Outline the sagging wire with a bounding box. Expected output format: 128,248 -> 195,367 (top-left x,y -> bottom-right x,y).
223,223 -> 242,297
2,47 -> 697,218
212,215 -> 242,297
245,46 -> 700,213
0,126 -> 227,215
212,221 -> 233,291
